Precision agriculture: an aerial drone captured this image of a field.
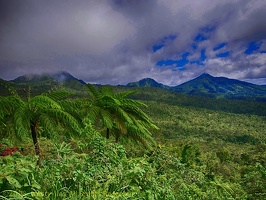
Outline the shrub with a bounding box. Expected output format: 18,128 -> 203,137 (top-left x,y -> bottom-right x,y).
0,144 -> 23,156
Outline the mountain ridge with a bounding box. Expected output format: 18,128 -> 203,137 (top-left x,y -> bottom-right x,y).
12,71 -> 86,85
126,77 -> 170,90
2,72 -> 266,100
125,73 -> 266,100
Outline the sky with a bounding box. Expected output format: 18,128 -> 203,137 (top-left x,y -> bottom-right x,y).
1,0 -> 266,86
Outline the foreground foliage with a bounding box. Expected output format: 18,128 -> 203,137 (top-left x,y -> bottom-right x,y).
85,84 -> 158,148
0,133 -> 249,199
0,92 -> 80,165
0,85 -> 266,199
1,121 -> 265,199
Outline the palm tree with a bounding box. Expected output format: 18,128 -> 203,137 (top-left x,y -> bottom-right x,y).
0,87 -> 81,165
85,84 -> 158,148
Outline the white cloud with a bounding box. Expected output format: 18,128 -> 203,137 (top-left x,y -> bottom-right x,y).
0,0 -> 266,85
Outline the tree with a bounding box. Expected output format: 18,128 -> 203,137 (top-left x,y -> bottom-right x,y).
85,84 -> 158,148
0,88 -> 81,165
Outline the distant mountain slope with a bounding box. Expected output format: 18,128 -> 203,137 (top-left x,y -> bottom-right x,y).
126,78 -> 170,90
4,71 -> 87,97
172,73 -> 266,99
13,71 -> 86,85
125,74 -> 266,100
3,72 -> 266,101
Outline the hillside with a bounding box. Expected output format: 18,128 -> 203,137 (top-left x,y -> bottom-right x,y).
126,78 -> 170,90
1,72 -> 266,116
0,71 -> 87,98
13,71 -> 86,85
117,86 -> 266,116
172,73 -> 266,99
1,74 -> 266,199
125,74 -> 266,101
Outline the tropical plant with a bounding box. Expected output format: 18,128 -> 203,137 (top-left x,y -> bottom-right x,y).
0,87 -> 81,165
85,84 -> 158,148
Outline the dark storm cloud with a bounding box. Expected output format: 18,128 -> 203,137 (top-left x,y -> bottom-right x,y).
0,0 -> 266,85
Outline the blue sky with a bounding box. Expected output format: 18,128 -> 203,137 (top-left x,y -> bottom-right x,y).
0,0 -> 266,85
152,23 -> 266,85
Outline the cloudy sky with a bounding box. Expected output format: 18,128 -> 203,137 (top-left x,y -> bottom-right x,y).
1,0 -> 266,85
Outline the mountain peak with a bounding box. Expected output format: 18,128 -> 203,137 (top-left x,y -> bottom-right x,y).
126,77 -> 170,90
12,71 -> 86,84
173,73 -> 266,99
51,71 -> 75,82
198,73 -> 213,79
139,78 -> 159,85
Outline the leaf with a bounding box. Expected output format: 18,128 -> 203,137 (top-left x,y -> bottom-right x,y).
6,175 -> 22,188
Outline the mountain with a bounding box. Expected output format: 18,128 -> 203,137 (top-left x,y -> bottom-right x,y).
125,74 -> 266,100
5,71 -> 87,97
13,71 -> 86,85
126,78 -> 170,90
3,72 -> 266,101
172,73 -> 266,99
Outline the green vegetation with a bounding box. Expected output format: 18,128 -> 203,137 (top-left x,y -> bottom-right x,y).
0,83 -> 265,199
0,89 -> 81,166
85,84 -> 158,147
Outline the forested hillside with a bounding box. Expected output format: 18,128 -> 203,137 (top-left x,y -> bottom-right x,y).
0,81 -> 265,199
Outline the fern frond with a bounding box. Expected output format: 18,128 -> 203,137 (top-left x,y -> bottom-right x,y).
99,109 -> 113,129
100,95 -> 121,108
114,90 -> 137,100
120,98 -> 147,108
125,122 -> 156,149
13,106 -> 31,137
86,84 -> 102,100
86,105 -> 101,123
113,117 -> 127,135
29,95 -> 62,110
45,89 -> 73,101
38,114 -> 58,138
113,106 -> 133,124
59,99 -> 85,123
124,106 -> 151,124
100,85 -> 114,96
0,96 -> 23,115
44,108 -> 81,136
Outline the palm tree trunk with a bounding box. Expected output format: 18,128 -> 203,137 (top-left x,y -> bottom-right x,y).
106,128 -> 110,139
30,121 -> 42,166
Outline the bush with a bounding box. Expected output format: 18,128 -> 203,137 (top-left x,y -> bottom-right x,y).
0,144 -> 24,156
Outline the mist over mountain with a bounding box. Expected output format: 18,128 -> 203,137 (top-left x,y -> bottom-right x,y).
13,71 -> 86,85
